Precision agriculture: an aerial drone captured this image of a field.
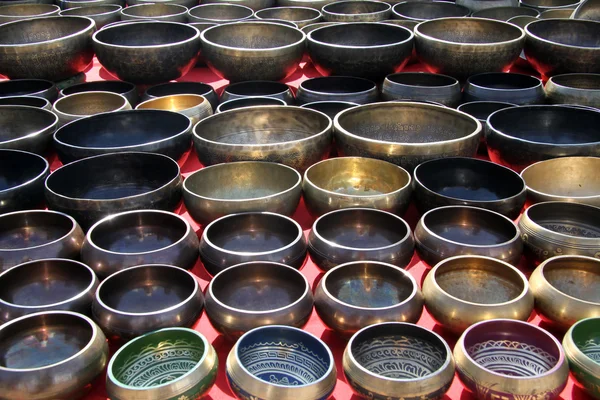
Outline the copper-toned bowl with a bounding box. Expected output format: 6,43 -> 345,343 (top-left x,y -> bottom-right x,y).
136,94 -> 212,124
297,76 -> 379,104
0,149 -> 49,214
563,317 -> 600,400
60,80 -> 138,107
255,6 -> 322,28
187,3 -> 253,23
0,3 -> 59,24
120,3 -> 188,22
545,73 -> 600,109
52,91 -> 132,127
321,0 -> 391,22
382,72 -> 461,107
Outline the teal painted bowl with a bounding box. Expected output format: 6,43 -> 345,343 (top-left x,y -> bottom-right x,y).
564,317 -> 600,399
106,328 -> 218,400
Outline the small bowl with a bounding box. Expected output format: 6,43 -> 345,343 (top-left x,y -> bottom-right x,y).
81,210 -> 199,279
415,205 -> 523,266
92,264 -> 204,340
343,322 -> 455,399
382,72 -> 461,107
308,208 -> 415,270
227,325 -> 337,400
45,152 -> 182,230
255,6 -> 321,28
464,72 -> 545,104
0,311 -> 108,400
120,3 -> 188,22
297,76 -> 378,104
52,91 -> 132,127
205,261 -> 313,340
392,0 -> 470,20
0,149 -> 48,214
0,258 -> 97,323
202,0 -> 274,11
413,157 -> 527,218
303,156 -> 412,217
184,161 -> 302,225
540,8 -> 575,17
143,81 -> 218,110
0,78 -> 57,102
545,73 -> 600,108
216,96 -> 287,112
187,3 -> 253,22
0,95 -> 50,110
0,3 -> 59,24
571,0 -> 600,20
107,328 -> 218,400
300,100 -> 357,119
60,80 -> 138,107
472,5 -> 540,19
321,0 -> 391,22
521,0 -> 579,10
455,319 -> 569,400
136,94 -> 212,124
423,255 -> 533,334
59,5 -> 122,29
220,80 -> 295,104
0,105 -> 58,155
563,317 -> 600,400
315,261 -> 423,337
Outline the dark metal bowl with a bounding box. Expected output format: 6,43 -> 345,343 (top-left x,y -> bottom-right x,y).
0,79 -> 57,102
59,5 -> 122,29
127,0 -> 194,7
545,73 -> 600,109
0,96 -> 50,110
187,3 -> 253,22
464,72 -> 545,104
142,81 -> 218,110
471,5 -> 540,19
300,100 -> 357,119
0,3 -> 59,24
255,6 -> 322,28
216,96 -> 287,112
297,76 -> 378,104
60,80 -> 139,107
392,0 -> 470,20
120,3 -> 188,22
0,105 -> 57,155
382,72 -> 461,107
220,80 -> 295,104
321,0 -> 391,22
202,0 -> 273,11
0,149 -> 48,214
278,0 -> 337,9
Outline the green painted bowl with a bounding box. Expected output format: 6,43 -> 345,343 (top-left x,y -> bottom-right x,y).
564,317 -> 600,399
106,328 -> 218,400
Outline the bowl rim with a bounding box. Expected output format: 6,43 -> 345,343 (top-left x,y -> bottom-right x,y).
0,15 -> 95,47
522,201 -> 600,242
255,5 -> 322,21
0,78 -> 55,95
187,2 -> 254,21
415,17 -> 525,47
307,21 -> 414,50
299,75 -> 378,96
0,148 -> 49,193
59,4 -> 123,16
60,79 -> 136,97
0,3 -> 60,17
391,0 -> 470,21
222,80 -> 293,97
525,18 -> 600,50
564,317 -> 600,374
120,2 -> 188,18
384,71 -> 459,89
215,96 -> 288,112
466,72 -> 543,92
0,105 -> 58,145
0,95 -> 51,108
546,73 -> 600,93
92,20 -> 200,49
135,93 -> 208,112
322,0 -> 391,16
520,0 -> 582,9
301,21 -> 338,33
52,90 -> 130,119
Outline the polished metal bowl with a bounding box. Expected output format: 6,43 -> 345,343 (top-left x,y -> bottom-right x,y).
187,3 -> 253,22
415,205 -> 523,266
0,16 -> 95,81
59,5 -> 122,28
255,17 -> 299,27
45,152 -> 182,230
392,0 -> 469,20
308,208 -> 415,270
0,95 -> 51,110
563,317 -> 600,400
201,21 -> 305,82
120,3 -> 188,21
60,80 -> 138,107
0,78 -> 57,102
193,105 -> 332,172
189,21 -> 217,66
321,0 -> 391,21
334,102 -> 481,171
303,157 -> 412,217
93,264 -> 203,340
415,17 -> 525,81
571,0 -> 600,20
220,80 -> 295,104
52,91 -> 132,127
382,72 -> 461,107
343,322 -> 455,399
216,96 -> 287,112
93,21 -> 201,84
300,100 -> 357,119
472,5 -> 540,19
297,76 -> 379,104
545,73 -> 600,108
184,161 -> 302,225
423,255 -> 533,334
458,0 -> 518,11
0,105 -> 57,155
136,94 -> 212,124
205,261 -> 313,340
315,261 -> 423,337
143,81 -> 218,110
0,149 -> 48,214
0,3 -> 59,24
255,6 -> 321,27
464,72 -> 545,104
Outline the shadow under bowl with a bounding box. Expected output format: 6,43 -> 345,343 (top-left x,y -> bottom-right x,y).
545,73 -> 600,109
59,4 -> 122,29
60,80 -> 138,107
0,105 -> 57,155
255,6 -> 322,28
0,79 -> 57,102
0,149 -> 48,214
216,96 -> 287,112
321,0 -> 391,22
220,80 -> 295,105
563,317 -> 600,400
135,94 -> 212,124
471,5 -> 540,20
382,72 -> 461,107
297,76 -> 379,104
142,81 -> 218,110
52,91 -> 131,127
187,3 -> 253,23
464,72 -> 545,105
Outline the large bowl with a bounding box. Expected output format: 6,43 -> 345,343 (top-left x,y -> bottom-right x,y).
220,80 -> 295,104
300,100 -> 357,119
301,20 -> 337,33
205,261 -> 313,340
415,205 -> 523,266
52,91 -> 132,127
0,95 -> 50,109
193,105 -> 332,172
0,78 -> 57,102
0,105 -> 57,155
563,317 -> 600,400
59,5 -> 122,29
60,80 -> 138,107
303,156 -> 412,217
315,261 -> 423,337
0,16 -> 94,81
255,6 -> 322,28
545,73 -> 600,108
120,3 -> 188,22
92,264 -> 204,340
0,3 -> 59,24
423,255 -> 533,334
455,319 -> 569,400
45,152 -> 182,230
187,3 -> 253,22
321,0 -> 391,22
0,149 -> 49,214
184,161 -> 302,225
414,17 -> 525,81
471,5 -> 540,19
216,96 -> 287,112
392,0 -> 470,20
382,72 -> 461,107
227,325 -> 336,400
297,76 -> 379,104
142,81 -> 218,110
93,21 -> 201,84
343,322 -> 455,399
308,208 -> 415,270
334,102 -> 481,171
0,311 -> 108,400
136,94 -> 212,124
106,328 -> 218,400
463,72 -> 545,104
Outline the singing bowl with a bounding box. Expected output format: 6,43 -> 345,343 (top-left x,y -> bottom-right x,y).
392,0 -> 470,20
413,157 -> 526,219
92,264 -> 203,340
227,325 -> 337,400
0,95 -> 51,110
59,5 -> 122,29
414,18 -> 525,81
52,91 -> 131,127
0,79 -> 57,102
564,317 -> 600,400
202,0 -> 273,11
297,76 -> 379,104
472,5 -> 540,19
303,157 -> 412,217
278,0 -> 337,9
0,16 -> 94,81
321,0 -> 391,22
307,22 -> 413,80
0,3 -> 58,24
193,106 -> 332,172
143,81 -> 218,110
458,0 -> 518,11
256,17 -> 299,27
136,94 -> 212,124
120,3 -> 187,21
521,0 -> 579,10
93,21 -> 201,84
301,20 -> 336,33
333,102 -> 481,171
300,101 -> 357,119
315,261 -> 423,337
216,96 -> 287,112
184,161 -> 302,225
255,6 -> 321,28
545,73 -> 600,108
0,311 -> 108,400
45,152 -> 182,230
205,261 -> 313,339
457,101 -> 516,126
308,208 -> 415,270
343,322 -> 455,400
199,212 -> 307,276
380,18 -> 418,29
187,3 -> 253,22
415,205 -> 523,266
200,21 -> 305,82
540,8 -> 576,16
455,319 -> 569,400
571,0 -> 600,20
463,72 -> 545,104
127,0 -> 195,8
423,255 -> 533,334
382,72 -> 461,107
0,149 -> 48,214
0,105 -> 57,155
220,80 -> 295,105
60,80 -> 138,107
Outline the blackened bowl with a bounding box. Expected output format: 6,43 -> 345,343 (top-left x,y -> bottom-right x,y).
0,79 -> 57,102
0,149 -> 48,214
0,105 -> 58,155
0,96 -> 51,110
300,100 -> 357,119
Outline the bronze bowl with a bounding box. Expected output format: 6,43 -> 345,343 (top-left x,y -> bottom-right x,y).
92,264 -> 204,340
423,255 -> 533,334
563,317 -> 600,400
52,91 -> 132,127
321,0 -> 391,22
455,319 -> 569,400
220,80 -> 295,104
463,72 -> 545,104
382,72 -> 461,107
0,105 -> 58,155
308,208 -> 415,270
216,96 -> 287,112
343,322 -> 455,399
471,5 -> 540,19
545,73 -> 600,108
315,261 -> 423,337
300,100 -> 357,119
135,94 -> 213,124
59,5 -> 122,29
0,95 -> 50,110
120,3 -> 188,22
205,261 -> 313,340
392,0 -> 470,20
255,6 -> 322,28
303,156 -> 412,217
297,76 -> 379,104
183,161 -> 302,225
0,78 -> 57,102
0,149 -> 48,214
142,81 -> 218,110
60,80 -> 138,107
187,3 -> 254,23
415,205 -> 523,266
0,3 -> 59,24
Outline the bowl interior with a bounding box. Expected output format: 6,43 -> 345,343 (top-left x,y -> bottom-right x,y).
55,92 -> 127,116
257,7 -> 320,20
0,106 -> 56,142
301,76 -> 376,94
0,150 -> 46,191
137,95 -> 206,112
203,22 -> 303,49
528,202 -> 600,239
551,74 -> 600,90
417,18 -> 522,44
301,101 -> 356,119
393,1 -> 469,20
386,72 -> 457,88
571,318 -> 600,363
542,257 -> 600,304
457,102 -> 515,122
0,211 -> 73,250
225,81 -> 289,97
190,4 -> 252,19
0,16 -> 91,45
95,22 -> 197,47
218,97 -> 286,112
0,79 -> 53,97
123,3 -> 184,17
522,157 -> 600,199
146,81 -> 213,98
62,80 -> 134,97
0,96 -> 49,108
527,20 -> 600,48
324,1 -> 388,15
311,23 -> 411,46
468,73 -> 540,90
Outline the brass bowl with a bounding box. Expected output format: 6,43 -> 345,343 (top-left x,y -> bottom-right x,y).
0,78 -> 57,102
143,81 -> 218,110
120,3 -> 188,22
472,5 -> 540,19
315,261 -> 423,337
321,0 -> 391,22
0,149 -> 49,214
563,317 -> 600,400
415,205 -> 523,266
571,0 -> 600,20
545,73 -> 600,108
455,319 -> 569,400
59,5 -> 122,29
297,76 -> 379,104
392,0 -> 470,20
220,80 -> 295,104
183,161 -> 302,225
205,261 -> 313,340
187,3 -> 254,23
52,91 -> 131,127
60,80 -> 138,107
423,255 -> 533,334
202,0 -> 274,11
303,156 -> 412,217
343,322 -> 455,399
382,72 -> 461,107
136,94 -> 212,124
255,6 -> 322,28
0,105 -> 57,155
300,100 -> 357,119
308,208 -> 415,270
540,8 -> 576,17
0,3 -> 59,24
216,96 -> 287,112
0,95 -> 50,110
463,72 -> 545,105
530,255 -> 600,328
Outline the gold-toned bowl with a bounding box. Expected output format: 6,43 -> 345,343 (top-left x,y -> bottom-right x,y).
0,3 -> 59,24
563,317 -> 600,400
52,91 -> 131,127
136,94 -> 212,124
545,73 -> 600,109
